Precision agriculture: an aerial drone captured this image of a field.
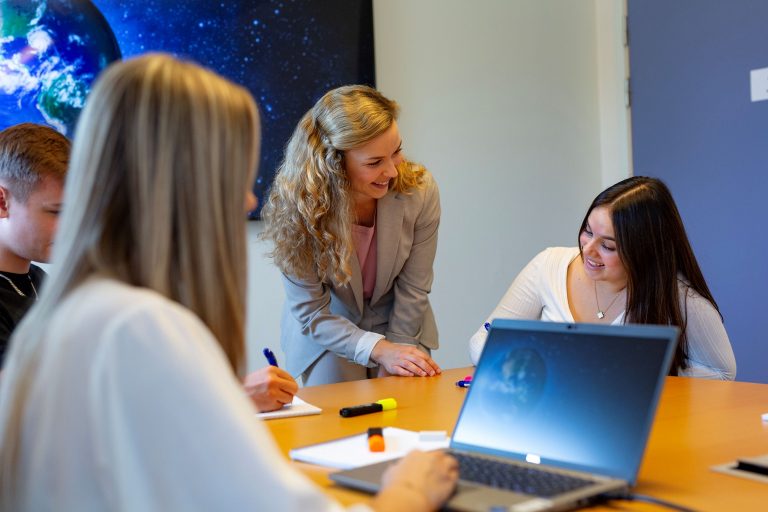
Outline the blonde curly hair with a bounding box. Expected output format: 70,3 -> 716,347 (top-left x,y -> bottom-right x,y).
262,85 -> 425,286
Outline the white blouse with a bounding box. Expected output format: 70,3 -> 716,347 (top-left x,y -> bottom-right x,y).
468,247 -> 737,380
9,277 -> 370,511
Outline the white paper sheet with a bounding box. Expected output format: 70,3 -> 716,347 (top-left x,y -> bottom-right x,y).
255,396 -> 322,420
289,427 -> 449,469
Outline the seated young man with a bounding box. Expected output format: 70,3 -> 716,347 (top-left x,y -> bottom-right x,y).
0,123 -> 69,366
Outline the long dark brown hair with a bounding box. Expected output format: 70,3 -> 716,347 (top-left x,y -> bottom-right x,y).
578,176 -> 721,375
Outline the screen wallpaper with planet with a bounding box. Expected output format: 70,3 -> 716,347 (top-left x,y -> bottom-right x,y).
0,0 -> 375,217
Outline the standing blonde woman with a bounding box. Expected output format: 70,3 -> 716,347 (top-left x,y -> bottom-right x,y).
262,85 -> 442,385
0,55 -> 457,511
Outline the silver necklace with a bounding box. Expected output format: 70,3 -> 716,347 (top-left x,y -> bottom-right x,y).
0,273 -> 38,300
594,281 -> 624,319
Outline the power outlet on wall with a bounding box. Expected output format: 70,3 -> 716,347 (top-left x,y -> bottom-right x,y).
750,67 -> 768,102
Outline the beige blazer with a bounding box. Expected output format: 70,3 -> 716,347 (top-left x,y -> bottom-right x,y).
279,172 -> 440,377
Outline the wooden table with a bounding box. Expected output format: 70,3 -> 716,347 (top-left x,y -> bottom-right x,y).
265,367 -> 768,511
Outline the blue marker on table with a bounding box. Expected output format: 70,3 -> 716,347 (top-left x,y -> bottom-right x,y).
263,347 -> 279,367
484,322 -> 491,332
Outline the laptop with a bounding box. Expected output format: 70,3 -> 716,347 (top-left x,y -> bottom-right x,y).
331,319 -> 678,512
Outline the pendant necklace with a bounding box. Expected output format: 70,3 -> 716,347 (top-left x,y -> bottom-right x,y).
0,273 -> 38,300
594,281 -> 624,320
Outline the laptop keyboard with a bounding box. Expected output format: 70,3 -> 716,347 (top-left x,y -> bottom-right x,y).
454,452 -> 595,497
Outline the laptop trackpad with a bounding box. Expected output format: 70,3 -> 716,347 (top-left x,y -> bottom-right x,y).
449,485 -> 551,512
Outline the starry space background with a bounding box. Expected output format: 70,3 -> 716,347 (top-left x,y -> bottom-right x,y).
93,0 -> 375,218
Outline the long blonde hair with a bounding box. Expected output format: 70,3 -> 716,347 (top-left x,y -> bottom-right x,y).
0,54 -> 260,502
261,85 -> 425,286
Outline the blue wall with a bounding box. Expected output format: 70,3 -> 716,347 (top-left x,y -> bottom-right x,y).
629,0 -> 768,382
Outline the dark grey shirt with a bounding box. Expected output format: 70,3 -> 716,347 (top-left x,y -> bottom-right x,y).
0,264 -> 45,366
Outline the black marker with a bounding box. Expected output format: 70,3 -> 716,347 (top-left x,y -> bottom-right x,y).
339,398 -> 397,418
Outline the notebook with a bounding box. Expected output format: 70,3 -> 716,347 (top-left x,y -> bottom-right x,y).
289,427 -> 450,469
331,319 -> 678,512
255,396 -> 321,420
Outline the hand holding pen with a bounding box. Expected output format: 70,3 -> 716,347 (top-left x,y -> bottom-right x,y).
243,347 -> 298,413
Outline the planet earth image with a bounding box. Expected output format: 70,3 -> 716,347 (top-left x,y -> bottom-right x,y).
2,0 -> 374,217
0,0 -> 121,135
484,347 -> 547,418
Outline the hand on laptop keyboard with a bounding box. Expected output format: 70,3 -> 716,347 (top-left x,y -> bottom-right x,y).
375,451 -> 458,511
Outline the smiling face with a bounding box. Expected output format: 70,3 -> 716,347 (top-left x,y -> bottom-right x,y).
343,121 -> 403,208
579,206 -> 628,288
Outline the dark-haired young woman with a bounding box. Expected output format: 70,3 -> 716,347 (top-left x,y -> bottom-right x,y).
469,176 -> 736,380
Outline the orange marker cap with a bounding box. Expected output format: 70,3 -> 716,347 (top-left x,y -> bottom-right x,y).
368,427 -> 385,452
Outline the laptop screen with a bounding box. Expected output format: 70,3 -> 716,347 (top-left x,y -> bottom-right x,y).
451,319 -> 677,483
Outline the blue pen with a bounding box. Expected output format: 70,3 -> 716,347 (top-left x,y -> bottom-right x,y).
263,347 -> 279,367
456,375 -> 472,388
484,322 -> 491,332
